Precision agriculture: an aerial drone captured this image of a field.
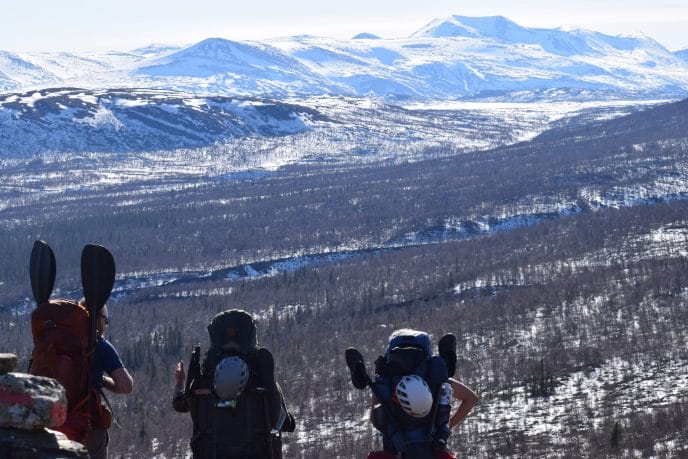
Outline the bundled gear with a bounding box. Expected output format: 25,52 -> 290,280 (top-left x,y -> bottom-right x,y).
27,241 -> 116,445
346,329 -> 458,459
175,309 -> 295,459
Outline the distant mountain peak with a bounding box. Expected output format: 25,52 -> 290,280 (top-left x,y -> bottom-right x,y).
130,43 -> 183,56
136,37 -> 294,77
411,15 -> 526,39
352,33 -> 381,40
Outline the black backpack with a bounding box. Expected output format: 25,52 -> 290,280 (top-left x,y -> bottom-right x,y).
186,310 -> 294,459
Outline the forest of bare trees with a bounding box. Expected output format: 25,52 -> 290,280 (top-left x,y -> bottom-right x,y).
1,98 -> 687,457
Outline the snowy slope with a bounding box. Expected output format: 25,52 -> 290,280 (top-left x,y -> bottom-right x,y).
133,37 -> 340,96
0,88 -> 321,157
0,51 -> 59,89
676,48 -> 688,62
0,69 -> 15,92
412,15 -> 669,57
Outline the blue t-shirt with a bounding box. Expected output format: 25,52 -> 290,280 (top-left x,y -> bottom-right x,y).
92,338 -> 124,389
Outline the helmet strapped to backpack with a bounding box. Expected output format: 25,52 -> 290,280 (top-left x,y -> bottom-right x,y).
214,356 -> 249,400
395,375 -> 433,418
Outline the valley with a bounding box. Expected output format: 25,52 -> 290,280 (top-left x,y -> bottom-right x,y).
1,96 -> 687,457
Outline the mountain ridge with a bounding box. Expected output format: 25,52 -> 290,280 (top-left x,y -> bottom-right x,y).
1,15 -> 687,100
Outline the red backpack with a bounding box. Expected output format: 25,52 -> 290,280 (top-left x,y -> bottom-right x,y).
29,299 -> 98,443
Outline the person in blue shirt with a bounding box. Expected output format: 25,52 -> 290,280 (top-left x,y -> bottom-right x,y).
86,304 -> 134,459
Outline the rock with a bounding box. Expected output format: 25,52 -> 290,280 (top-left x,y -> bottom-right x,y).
0,373 -> 67,429
0,427 -> 88,458
0,354 -> 18,375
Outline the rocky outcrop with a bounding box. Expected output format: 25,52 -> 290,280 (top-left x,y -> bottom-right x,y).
0,372 -> 67,429
0,353 -> 88,458
0,353 -> 18,374
0,427 -> 89,458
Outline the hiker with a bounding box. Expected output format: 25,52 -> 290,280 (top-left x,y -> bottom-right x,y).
347,328 -> 474,459
86,302 -> 134,459
172,309 -> 295,459
28,241 -> 130,459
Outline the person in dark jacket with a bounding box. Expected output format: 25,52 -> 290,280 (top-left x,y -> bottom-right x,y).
172,309 -> 294,459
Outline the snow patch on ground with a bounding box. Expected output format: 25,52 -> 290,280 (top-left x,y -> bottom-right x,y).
474,356 -> 688,442
74,105 -> 124,129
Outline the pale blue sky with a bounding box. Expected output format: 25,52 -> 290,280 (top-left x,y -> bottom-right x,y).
3,0 -> 688,52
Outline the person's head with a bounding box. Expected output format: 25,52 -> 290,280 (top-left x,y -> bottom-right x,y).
97,305 -> 110,336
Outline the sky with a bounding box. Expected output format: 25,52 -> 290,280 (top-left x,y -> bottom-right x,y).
3,0 -> 688,52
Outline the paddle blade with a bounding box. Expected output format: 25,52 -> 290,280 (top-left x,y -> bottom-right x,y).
29,240 -> 56,305
81,244 -> 116,314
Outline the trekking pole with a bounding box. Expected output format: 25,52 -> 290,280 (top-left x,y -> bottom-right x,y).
187,346 -> 201,394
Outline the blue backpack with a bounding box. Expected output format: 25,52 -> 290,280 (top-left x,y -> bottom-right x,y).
371,329 -> 450,454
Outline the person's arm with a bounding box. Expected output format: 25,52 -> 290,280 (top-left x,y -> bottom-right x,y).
98,340 -> 133,394
102,367 -> 133,394
172,359 -> 189,413
448,378 -> 478,429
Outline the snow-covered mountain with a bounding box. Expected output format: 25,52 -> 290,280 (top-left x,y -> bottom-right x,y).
132,37 -> 340,96
0,51 -> 60,90
1,15 -> 687,100
412,15 -> 668,57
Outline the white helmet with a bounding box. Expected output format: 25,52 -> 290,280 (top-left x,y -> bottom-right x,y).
214,356 -> 249,400
395,375 -> 433,418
